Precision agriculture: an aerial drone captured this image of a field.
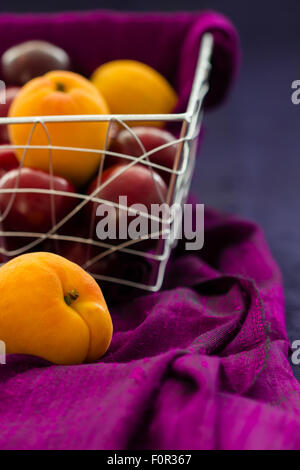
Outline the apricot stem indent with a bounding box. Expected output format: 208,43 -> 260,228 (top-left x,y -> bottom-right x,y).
64,289 -> 79,306
56,82 -> 66,92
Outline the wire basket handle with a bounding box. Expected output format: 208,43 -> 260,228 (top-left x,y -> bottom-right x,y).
186,33 -> 214,118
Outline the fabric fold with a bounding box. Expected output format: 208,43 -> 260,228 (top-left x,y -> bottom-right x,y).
0,206 -> 299,450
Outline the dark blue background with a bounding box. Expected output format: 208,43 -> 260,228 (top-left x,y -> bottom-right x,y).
1,1 -> 300,378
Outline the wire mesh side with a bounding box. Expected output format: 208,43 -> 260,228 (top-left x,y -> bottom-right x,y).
0,33 -> 213,292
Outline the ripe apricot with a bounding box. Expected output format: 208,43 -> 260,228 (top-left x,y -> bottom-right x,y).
9,71 -> 110,187
0,252 -> 113,365
91,60 -> 178,127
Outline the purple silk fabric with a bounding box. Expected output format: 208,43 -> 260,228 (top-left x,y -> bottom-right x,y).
1,207 -> 300,450
0,11 -> 299,450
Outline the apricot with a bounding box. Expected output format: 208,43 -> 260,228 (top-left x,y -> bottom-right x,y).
91,60 -> 178,127
0,252 -> 113,365
9,71 -> 110,187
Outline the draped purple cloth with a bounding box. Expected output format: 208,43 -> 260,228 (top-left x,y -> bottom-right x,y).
1,10 -> 299,450
1,207 -> 300,450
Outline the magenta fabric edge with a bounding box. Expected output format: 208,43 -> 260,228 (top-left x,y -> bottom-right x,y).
0,9 -> 241,110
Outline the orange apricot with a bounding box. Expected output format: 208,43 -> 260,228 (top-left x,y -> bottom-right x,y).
0,252 -> 113,365
9,71 -> 110,187
91,60 -> 178,127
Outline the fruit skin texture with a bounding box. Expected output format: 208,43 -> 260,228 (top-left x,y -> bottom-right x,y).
109,126 -> 178,183
0,87 -> 20,144
1,40 -> 71,86
0,252 -> 113,365
86,163 -> 168,248
0,148 -> 19,179
91,60 -> 178,127
9,71 -> 110,187
0,167 -> 76,235
87,163 -> 168,219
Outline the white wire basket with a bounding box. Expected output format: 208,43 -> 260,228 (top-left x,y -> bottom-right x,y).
0,33 -> 213,295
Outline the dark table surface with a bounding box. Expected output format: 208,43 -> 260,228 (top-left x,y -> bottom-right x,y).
189,0 -> 300,380
1,0 -> 300,379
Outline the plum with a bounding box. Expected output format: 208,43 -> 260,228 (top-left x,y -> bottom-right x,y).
86,163 -> 168,248
0,167 -> 76,250
0,147 -> 19,178
109,127 -> 179,183
1,40 -> 71,86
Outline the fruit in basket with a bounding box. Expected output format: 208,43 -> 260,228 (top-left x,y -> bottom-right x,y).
86,163 -> 168,243
0,87 -> 20,143
60,239 -> 152,304
8,71 -> 110,187
61,240 -> 116,275
91,60 -> 178,127
0,252 -> 113,364
1,40 -> 71,86
109,127 -> 178,183
0,148 -> 19,178
88,163 -> 168,214
0,168 -> 76,240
